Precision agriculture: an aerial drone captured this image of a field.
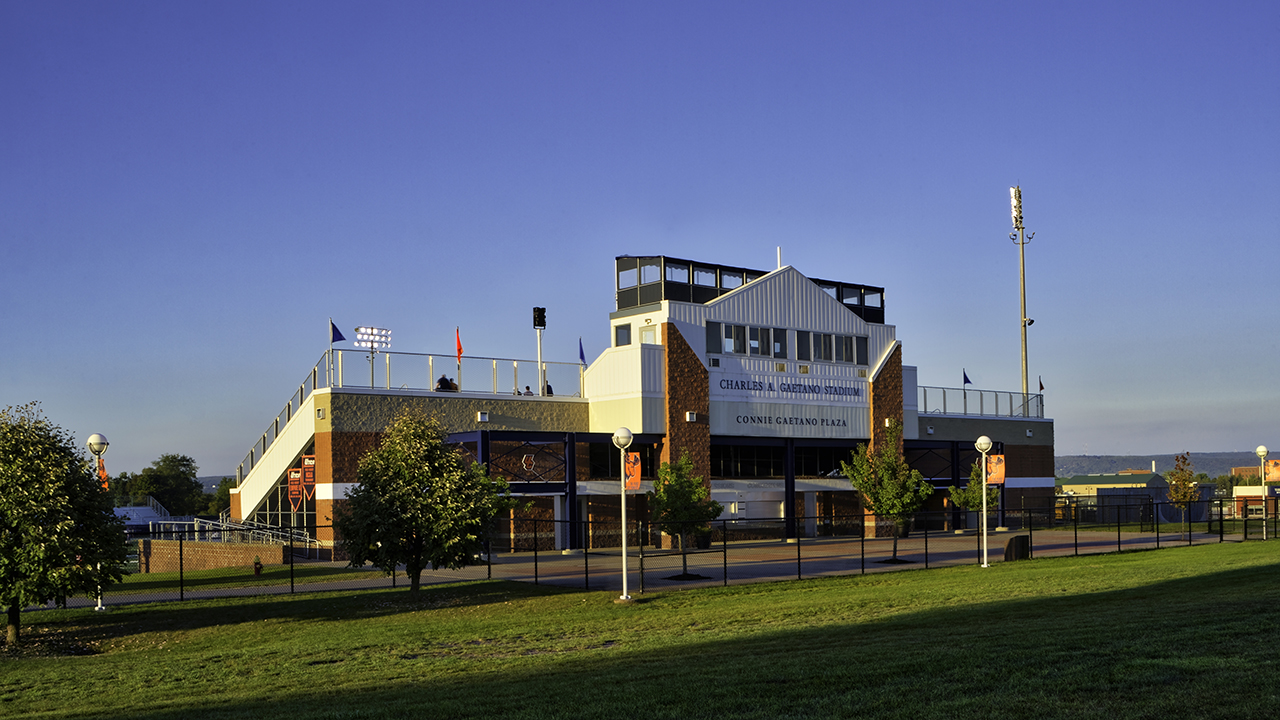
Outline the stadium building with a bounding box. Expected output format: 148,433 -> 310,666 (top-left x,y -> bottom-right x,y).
228,255 -> 1054,552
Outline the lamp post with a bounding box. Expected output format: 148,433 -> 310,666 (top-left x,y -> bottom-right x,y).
86,434 -> 109,611
976,435 -> 993,567
612,427 -> 634,602
354,326 -> 392,389
1258,445 -> 1269,541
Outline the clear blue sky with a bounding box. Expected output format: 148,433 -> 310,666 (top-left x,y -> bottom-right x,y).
3,1 -> 1277,475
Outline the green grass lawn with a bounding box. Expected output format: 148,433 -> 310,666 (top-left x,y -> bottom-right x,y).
4,542 -> 1279,719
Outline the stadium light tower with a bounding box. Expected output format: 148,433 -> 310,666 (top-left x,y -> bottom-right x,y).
1010,187 -> 1035,409
354,326 -> 391,388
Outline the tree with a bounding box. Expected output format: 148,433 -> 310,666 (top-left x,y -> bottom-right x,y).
205,477 -> 236,516
1,403 -> 128,646
1165,452 -> 1199,539
647,451 -> 723,577
840,420 -> 933,560
947,460 -> 1000,521
333,411 -> 513,594
131,454 -> 204,516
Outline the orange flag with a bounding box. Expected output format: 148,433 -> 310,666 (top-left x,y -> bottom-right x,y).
455,327 -> 464,364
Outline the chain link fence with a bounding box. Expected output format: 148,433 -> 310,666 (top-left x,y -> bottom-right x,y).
29,497 -> 1259,610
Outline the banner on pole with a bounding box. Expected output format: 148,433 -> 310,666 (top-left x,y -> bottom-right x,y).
625,451 -> 642,490
986,454 -> 1006,484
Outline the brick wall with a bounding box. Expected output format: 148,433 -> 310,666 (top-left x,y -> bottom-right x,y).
869,344 -> 903,453
662,323 -> 711,485
137,539 -> 285,574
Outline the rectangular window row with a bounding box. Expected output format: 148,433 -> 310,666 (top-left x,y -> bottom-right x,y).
706,323 -> 868,365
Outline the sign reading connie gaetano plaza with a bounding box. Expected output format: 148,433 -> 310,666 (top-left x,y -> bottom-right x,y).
710,370 -> 869,438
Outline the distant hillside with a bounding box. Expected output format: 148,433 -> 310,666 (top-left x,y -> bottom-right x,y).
1055,452 -> 1260,479
198,475 -> 234,493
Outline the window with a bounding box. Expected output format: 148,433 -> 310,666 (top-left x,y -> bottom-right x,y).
639,259 -> 660,285
818,283 -> 837,300
864,291 -> 882,308
618,267 -> 637,289
705,322 -> 721,354
693,266 -> 717,286
796,331 -> 811,361
835,335 -> 854,363
856,336 -> 869,365
722,271 -> 743,290
772,329 -> 787,358
723,324 -> 746,354
640,326 -> 657,345
665,262 -> 689,283
749,327 -> 770,356
817,333 -> 834,362
615,324 -> 631,347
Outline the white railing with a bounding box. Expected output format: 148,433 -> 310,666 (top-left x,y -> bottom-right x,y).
237,350 -> 588,484
918,385 -> 1044,418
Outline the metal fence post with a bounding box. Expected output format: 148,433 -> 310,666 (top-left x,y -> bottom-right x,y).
796,526 -> 802,580
583,519 -> 589,590
638,520 -> 646,594
1155,501 -> 1161,549
722,519 -> 728,587
1219,499 -> 1224,543
923,513 -> 929,569
179,534 -> 184,601
289,533 -> 295,594
533,517 -> 539,586
860,519 -> 866,575
1028,505 -> 1034,559
1074,501 -> 1079,556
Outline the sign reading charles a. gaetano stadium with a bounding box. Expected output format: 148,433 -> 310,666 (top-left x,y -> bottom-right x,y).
714,373 -> 866,402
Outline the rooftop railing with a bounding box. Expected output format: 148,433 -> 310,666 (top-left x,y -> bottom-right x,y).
236,350 -> 587,484
918,385 -> 1044,419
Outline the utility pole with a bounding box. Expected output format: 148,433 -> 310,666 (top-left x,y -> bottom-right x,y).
1010,187 -> 1035,407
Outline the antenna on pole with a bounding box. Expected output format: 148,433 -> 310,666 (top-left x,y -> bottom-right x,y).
1009,186 -> 1036,408
777,246 -> 782,269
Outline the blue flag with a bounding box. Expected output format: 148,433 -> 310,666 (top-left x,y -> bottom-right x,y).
578,337 -> 586,365
963,369 -> 971,386
330,321 -> 346,343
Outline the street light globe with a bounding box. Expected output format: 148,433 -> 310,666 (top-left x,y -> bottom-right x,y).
86,434 -> 109,457
612,427 -> 634,450
1257,445 -> 1269,460
975,436 -> 993,454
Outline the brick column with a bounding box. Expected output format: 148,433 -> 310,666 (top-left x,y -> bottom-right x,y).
661,323 -> 711,486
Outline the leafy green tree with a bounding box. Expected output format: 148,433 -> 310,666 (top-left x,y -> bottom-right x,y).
333,411 -> 513,594
840,420 -> 933,559
947,460 -> 1000,518
1,403 -> 128,646
132,454 -> 204,516
1165,452 -> 1199,539
647,451 -> 723,576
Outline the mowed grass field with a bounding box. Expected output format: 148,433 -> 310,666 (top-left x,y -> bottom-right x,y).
4,542 -> 1279,720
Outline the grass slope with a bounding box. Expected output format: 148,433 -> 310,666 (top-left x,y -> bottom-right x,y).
4,543 -> 1279,719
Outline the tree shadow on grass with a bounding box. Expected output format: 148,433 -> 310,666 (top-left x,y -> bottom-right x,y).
7,580 -> 571,657
24,556 -> 1280,720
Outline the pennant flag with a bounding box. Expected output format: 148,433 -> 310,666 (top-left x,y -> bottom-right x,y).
1039,376 -> 1044,392
97,457 -> 109,491
330,320 -> 346,343
963,370 -> 972,386
578,337 -> 586,365
455,327 -> 464,364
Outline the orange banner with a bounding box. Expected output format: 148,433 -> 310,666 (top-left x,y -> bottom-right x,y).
986,454 -> 1006,484
302,456 -> 316,500
287,468 -> 304,512
97,457 -> 109,491
624,451 -> 642,491
1267,459 -> 1280,484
